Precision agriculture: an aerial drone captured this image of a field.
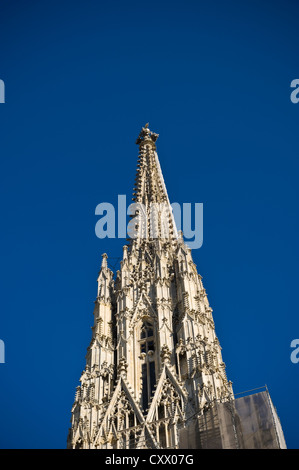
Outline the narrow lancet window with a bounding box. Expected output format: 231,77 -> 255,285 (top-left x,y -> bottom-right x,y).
139,320 -> 156,411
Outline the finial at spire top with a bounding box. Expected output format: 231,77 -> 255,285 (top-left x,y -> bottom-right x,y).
136,123 -> 159,146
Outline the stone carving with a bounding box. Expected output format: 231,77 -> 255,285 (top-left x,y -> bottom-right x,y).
136,123 -> 159,146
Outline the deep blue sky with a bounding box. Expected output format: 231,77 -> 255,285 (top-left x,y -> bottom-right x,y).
0,0 -> 298,449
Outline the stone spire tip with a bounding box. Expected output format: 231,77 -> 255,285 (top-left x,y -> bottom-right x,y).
136,123 -> 159,146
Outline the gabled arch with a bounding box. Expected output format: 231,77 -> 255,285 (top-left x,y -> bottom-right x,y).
130,292 -> 157,327
143,364 -> 188,448
94,375 -> 145,448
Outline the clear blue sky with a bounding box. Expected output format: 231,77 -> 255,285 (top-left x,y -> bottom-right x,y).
0,0 -> 298,449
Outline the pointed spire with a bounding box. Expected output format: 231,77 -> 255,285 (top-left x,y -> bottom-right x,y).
131,124 -> 178,244
68,124 -> 241,450
122,245 -> 128,261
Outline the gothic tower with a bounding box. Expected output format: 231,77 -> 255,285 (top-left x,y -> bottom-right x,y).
67,124 -> 234,449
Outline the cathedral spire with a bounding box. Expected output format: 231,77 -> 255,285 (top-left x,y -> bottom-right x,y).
67,125 -> 234,450
131,124 -> 178,244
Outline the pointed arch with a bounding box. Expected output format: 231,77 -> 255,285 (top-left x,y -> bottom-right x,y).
137,317 -> 157,412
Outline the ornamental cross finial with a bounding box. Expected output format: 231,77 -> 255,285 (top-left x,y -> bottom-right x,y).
135,123 -> 159,146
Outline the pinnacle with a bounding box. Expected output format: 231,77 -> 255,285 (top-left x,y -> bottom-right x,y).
101,253 -> 108,269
